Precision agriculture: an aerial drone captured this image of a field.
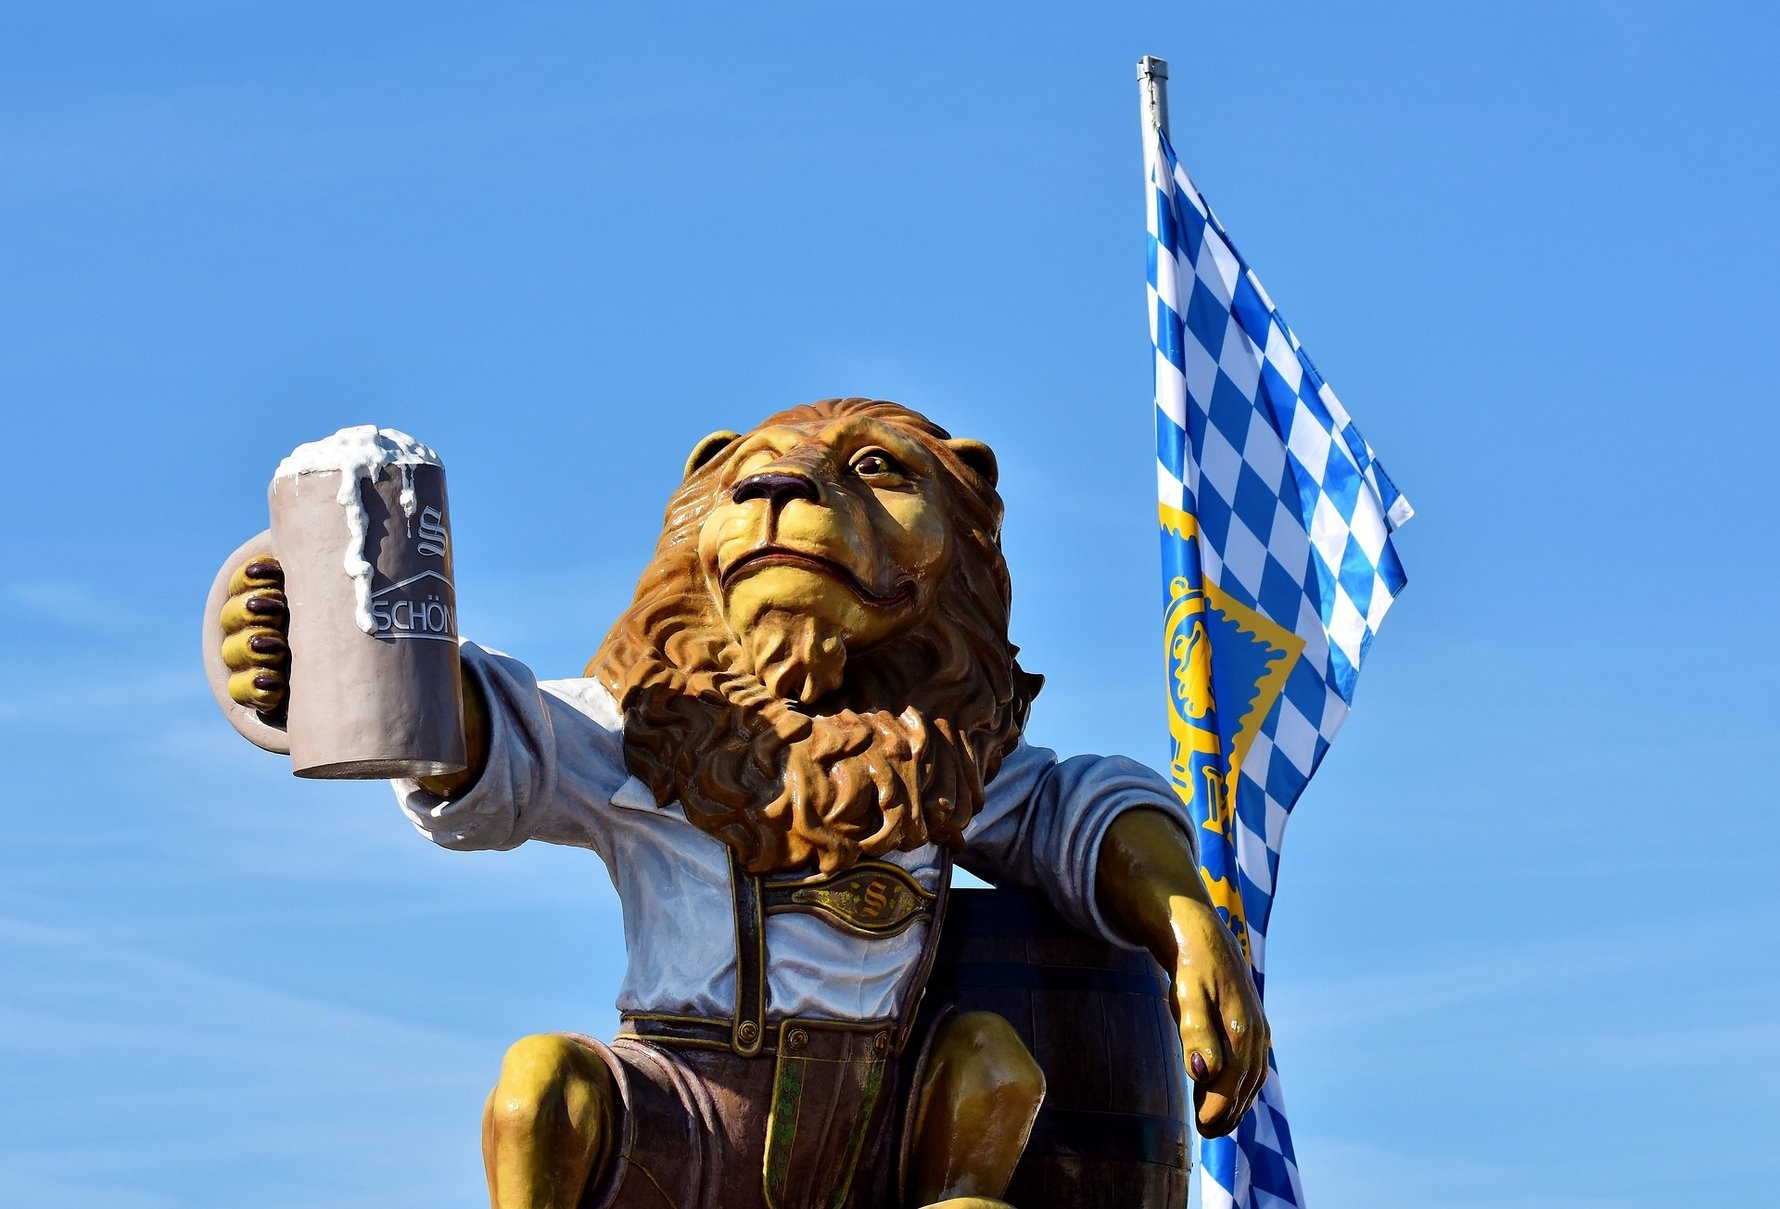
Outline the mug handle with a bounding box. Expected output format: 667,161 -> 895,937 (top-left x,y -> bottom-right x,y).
200,529 -> 292,755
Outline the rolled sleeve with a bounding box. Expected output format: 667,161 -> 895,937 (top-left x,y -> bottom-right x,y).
393,642 -> 631,856
962,741 -> 1195,948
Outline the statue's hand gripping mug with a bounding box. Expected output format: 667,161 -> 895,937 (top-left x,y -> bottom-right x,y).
201,426 -> 467,779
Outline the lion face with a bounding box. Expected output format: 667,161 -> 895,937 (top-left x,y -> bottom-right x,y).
588,398 -> 1039,875
695,413 -> 963,701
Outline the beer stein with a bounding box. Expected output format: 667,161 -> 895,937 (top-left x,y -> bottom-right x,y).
201,425 -> 467,779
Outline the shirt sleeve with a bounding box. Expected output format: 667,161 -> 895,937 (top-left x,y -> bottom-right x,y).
960,739 -> 1197,949
390,641 -> 642,859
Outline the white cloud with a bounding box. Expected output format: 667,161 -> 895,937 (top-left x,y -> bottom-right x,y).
1292,1138 -> 1643,1209
0,919 -> 518,1207
2,578 -> 117,628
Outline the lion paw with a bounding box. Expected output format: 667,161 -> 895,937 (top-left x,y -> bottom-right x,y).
218,554 -> 290,715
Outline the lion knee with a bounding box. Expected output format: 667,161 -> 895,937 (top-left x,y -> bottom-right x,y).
488,1034 -> 610,1142
943,1011 -> 1045,1117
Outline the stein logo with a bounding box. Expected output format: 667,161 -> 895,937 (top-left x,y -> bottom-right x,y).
369,569 -> 457,642
417,505 -> 448,557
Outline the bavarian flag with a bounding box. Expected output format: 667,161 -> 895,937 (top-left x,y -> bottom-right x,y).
1145,125 -> 1412,1209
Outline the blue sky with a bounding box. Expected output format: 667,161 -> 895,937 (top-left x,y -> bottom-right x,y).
3,2 -> 1776,1206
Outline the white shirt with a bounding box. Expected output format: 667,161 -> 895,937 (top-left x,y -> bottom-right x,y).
396,643 -> 1192,1024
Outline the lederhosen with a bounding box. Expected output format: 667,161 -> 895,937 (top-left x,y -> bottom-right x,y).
580,850 -> 952,1209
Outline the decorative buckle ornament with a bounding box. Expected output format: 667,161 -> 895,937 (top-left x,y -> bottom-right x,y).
763,860 -> 937,938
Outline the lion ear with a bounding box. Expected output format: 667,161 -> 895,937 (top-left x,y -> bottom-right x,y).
946,438 -> 998,489
684,430 -> 742,479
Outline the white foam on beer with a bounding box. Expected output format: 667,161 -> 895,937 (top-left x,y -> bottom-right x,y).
398,464 -> 418,525
275,426 -> 442,634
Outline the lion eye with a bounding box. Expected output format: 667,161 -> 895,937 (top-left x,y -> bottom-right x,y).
852,451 -> 903,479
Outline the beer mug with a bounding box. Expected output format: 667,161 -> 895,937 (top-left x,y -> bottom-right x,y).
201,425 -> 467,779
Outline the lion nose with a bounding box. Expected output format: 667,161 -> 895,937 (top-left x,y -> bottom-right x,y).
731,472 -> 820,510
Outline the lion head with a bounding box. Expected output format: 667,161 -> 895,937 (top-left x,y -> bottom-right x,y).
587,397 -> 1042,876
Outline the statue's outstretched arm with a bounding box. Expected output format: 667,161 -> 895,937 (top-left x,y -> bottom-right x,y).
1095,808 -> 1270,1137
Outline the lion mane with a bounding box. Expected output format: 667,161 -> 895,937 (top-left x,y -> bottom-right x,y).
586,398 -> 1042,876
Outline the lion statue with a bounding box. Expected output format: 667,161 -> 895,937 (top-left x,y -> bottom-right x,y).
217,397 -> 1268,1209
588,396 -> 1043,876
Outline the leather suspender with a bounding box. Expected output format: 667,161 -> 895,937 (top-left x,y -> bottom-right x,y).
729,849 -> 768,1057
727,847 -> 953,1059
896,849 -> 951,1052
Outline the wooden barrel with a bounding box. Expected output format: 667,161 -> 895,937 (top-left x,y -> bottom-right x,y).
914,887 -> 1190,1207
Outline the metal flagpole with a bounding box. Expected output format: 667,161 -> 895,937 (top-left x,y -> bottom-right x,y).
1140,49 -> 1237,1209
1137,55 -> 1170,145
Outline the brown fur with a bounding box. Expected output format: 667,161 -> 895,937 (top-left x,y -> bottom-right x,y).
586,398 -> 1041,875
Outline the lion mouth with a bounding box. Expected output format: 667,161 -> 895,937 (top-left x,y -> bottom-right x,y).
721,548 -> 916,609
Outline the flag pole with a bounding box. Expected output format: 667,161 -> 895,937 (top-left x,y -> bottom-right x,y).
1137,55 -> 1170,145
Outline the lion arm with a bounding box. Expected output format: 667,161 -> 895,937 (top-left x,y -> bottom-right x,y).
969,748 -> 1270,1133
1093,805 -> 1272,1136
392,642 -> 637,856
962,742 -> 1198,949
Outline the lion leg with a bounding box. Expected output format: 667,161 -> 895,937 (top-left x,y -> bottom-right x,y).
905,1011 -> 1045,1207
482,1034 -> 619,1209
